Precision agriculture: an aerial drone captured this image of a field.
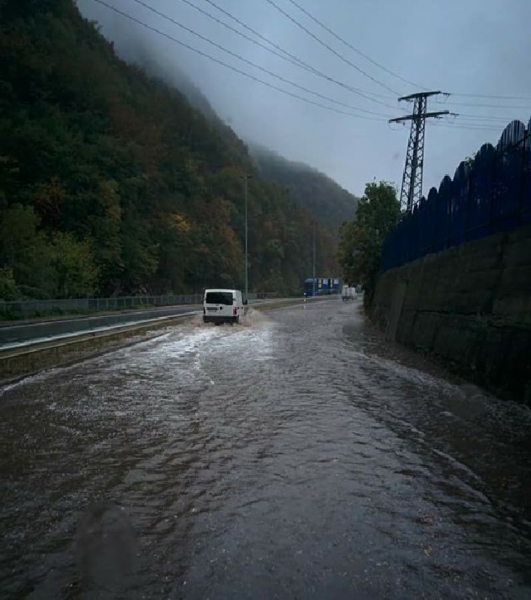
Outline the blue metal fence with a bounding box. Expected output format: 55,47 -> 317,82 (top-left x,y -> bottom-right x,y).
382,115 -> 531,271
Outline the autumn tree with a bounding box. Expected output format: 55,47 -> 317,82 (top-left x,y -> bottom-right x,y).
338,181 -> 400,305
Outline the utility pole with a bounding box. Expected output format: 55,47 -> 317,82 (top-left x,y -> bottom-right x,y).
389,91 -> 450,212
312,221 -> 316,298
242,174 -> 251,301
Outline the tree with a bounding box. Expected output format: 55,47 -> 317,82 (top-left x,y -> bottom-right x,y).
0,204 -> 99,299
0,266 -> 19,300
0,0 -> 343,299
49,232 -> 99,298
338,181 -> 400,305
0,203 -> 54,297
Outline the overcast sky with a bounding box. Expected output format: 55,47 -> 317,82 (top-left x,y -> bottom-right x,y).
77,0 -> 531,197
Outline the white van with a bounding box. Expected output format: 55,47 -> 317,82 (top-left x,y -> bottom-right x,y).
203,289 -> 246,324
341,285 -> 356,301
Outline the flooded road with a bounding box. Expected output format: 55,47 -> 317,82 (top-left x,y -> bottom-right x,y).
2,300 -> 531,599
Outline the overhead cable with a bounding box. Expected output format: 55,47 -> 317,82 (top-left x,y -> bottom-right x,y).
195,0 -> 398,107
129,0 -> 395,117
262,0 -> 400,96
91,0 -> 388,121
284,0 -> 426,91
450,92 -> 531,101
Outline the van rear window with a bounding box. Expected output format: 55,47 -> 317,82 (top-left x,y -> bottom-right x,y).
205,292 -> 234,305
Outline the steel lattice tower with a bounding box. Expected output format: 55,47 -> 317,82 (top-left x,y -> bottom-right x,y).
390,92 -> 449,212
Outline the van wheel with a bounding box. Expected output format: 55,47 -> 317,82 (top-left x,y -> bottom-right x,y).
235,316 -> 240,325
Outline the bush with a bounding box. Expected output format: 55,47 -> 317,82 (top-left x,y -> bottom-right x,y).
0,267 -> 20,301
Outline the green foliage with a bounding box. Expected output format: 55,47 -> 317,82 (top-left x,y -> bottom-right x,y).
338,181 -> 400,302
0,1 -> 338,300
0,203 -> 53,296
0,267 -> 19,301
49,232 -> 99,297
0,203 -> 98,298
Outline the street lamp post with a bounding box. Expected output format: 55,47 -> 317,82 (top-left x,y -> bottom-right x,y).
244,175 -> 248,300
242,174 -> 250,301
312,221 -> 316,298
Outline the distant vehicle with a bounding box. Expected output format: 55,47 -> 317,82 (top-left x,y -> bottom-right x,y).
203,289 -> 245,324
304,277 -> 340,297
341,285 -> 356,301
341,285 -> 348,300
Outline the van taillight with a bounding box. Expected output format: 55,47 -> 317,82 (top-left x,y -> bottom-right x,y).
203,307 -> 206,315
233,308 -> 237,316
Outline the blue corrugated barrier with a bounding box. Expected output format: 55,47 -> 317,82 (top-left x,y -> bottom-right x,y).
381,116 -> 531,271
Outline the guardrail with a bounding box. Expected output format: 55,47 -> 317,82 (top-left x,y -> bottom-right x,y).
0,292 -> 281,317
0,296 -> 324,379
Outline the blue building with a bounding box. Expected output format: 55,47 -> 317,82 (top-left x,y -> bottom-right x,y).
304,277 -> 340,297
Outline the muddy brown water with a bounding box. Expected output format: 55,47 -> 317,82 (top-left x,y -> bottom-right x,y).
1,301 -> 531,598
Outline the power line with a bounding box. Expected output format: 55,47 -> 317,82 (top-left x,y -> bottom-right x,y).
449,92 -> 531,101
452,124 -> 510,131
84,3 -> 528,139
454,112 -> 523,122
202,0 -> 310,69
128,0 -> 394,118
447,102 -> 531,110
440,121 -> 503,130
169,0 -> 401,108
263,0 -> 400,96
284,0 -> 426,91
196,0 -> 398,108
392,116 -> 507,132
434,115 -> 511,131
436,97 -> 531,110
202,0 -> 531,113
432,122 -> 503,132
90,0 -> 389,121
203,0 -> 531,108
175,0 -> 313,73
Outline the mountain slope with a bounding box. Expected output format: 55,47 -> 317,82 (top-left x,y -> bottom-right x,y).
250,145 -> 358,232
0,0 -> 338,299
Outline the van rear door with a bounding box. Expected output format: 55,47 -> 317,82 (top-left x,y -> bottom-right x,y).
204,290 -> 234,317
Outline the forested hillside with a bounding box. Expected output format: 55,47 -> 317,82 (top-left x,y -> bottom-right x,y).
97,30 -> 221,123
250,145 -> 358,232
0,0 -> 338,300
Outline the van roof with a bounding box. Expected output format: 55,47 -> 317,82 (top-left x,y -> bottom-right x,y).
204,289 -> 241,294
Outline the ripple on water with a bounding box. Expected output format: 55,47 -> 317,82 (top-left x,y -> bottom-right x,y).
1,302 -> 531,598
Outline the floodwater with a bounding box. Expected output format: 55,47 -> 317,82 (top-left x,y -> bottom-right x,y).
1,301 -> 531,599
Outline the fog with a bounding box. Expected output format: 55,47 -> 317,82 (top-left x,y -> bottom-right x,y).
77,0 -> 531,197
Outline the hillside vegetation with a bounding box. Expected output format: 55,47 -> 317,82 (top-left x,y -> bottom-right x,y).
0,0 -> 338,300
250,145 -> 358,232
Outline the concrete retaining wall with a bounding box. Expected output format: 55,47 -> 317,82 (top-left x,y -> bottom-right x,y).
371,222 -> 531,402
